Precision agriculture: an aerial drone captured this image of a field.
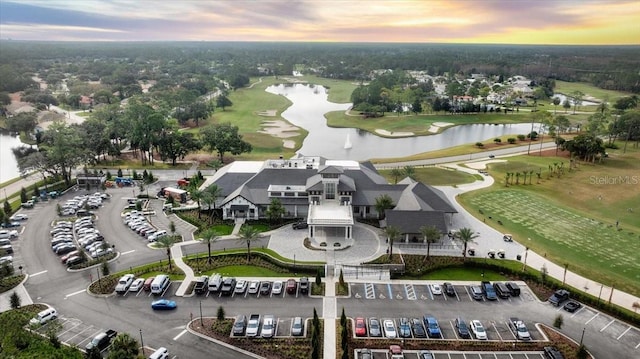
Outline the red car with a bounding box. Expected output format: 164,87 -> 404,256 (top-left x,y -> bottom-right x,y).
355,317 -> 367,337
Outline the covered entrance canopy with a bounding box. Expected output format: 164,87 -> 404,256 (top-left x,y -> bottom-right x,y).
307,203 -> 354,239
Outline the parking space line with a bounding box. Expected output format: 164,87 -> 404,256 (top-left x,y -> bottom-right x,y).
75,328 -> 103,345
454,290 -> 460,301
66,325 -> 97,342
365,283 -> 375,299
464,286 -> 473,301
173,329 -> 187,341
427,286 -> 434,301
616,326 -> 631,340
449,320 -> 459,339
585,312 -> 599,325
570,307 -> 584,318
491,322 -> 504,341
387,284 -> 392,300
64,289 -> 86,299
58,321 -> 83,336
635,342 -> 640,349
599,319 -> 615,332
30,270 -> 48,277
405,284 -> 416,300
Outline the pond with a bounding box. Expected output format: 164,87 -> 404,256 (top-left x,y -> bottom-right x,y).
0,133 -> 27,183
266,83 -> 539,161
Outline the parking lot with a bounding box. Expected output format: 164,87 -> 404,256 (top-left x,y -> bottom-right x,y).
33,314 -> 108,352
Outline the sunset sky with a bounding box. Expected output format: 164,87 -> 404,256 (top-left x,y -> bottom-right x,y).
1,0 -> 639,44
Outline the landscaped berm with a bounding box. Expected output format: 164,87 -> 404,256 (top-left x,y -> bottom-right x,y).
459,143 -> 640,297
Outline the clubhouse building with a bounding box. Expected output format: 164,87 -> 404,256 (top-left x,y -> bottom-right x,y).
208,155 -> 457,241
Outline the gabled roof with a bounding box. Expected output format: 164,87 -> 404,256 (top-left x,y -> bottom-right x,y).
385,210 -> 447,234
395,180 -> 457,213
318,165 -> 344,174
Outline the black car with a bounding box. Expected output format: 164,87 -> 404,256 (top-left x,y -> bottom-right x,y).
1,221 -> 21,228
548,289 -> 570,306
232,315 -> 247,336
563,301 -> 582,313
410,318 -> 426,338
292,221 -> 308,229
443,282 -> 456,296
260,281 -> 272,295
194,276 -> 209,294
299,277 -> 309,294
220,278 -> 236,296
455,317 -> 471,339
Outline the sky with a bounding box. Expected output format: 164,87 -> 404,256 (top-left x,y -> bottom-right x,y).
1,0 -> 639,44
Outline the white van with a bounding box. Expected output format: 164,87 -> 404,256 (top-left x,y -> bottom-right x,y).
148,230 -> 167,242
150,274 -> 170,295
30,307 -> 57,325
208,273 -> 223,292
148,347 -> 169,359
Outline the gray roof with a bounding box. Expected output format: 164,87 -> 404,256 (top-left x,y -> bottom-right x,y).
213,172 -> 256,197
395,181 -> 457,213
385,210 -> 448,234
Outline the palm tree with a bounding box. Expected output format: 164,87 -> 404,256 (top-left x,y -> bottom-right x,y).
156,235 -> 175,270
374,194 -> 394,219
419,225 -> 440,261
403,165 -> 416,180
200,228 -> 220,264
238,225 -> 260,263
203,184 -> 222,223
189,186 -> 203,219
383,225 -> 400,259
390,168 -> 403,184
109,333 -> 139,357
553,97 -> 561,114
454,227 -> 479,261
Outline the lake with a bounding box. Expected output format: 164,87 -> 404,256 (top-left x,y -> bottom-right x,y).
0,133 -> 28,183
266,83 -> 539,161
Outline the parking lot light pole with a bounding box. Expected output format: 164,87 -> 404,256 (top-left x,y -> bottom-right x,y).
199,301 -> 203,326
579,327 -> 585,346
139,329 -> 144,352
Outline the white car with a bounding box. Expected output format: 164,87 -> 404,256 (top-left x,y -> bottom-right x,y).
470,320 -> 487,340
234,280 -> 248,294
383,319 -> 397,338
10,214 -> 28,221
262,315 -> 275,338
430,283 -> 443,295
115,274 -> 135,293
129,278 -> 144,292
247,280 -> 260,294
271,281 -> 283,295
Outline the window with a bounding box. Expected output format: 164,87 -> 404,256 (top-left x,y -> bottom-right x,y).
325,182 -> 336,200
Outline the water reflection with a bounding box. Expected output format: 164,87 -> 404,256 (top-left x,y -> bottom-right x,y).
0,133 -> 27,183
266,83 -> 538,161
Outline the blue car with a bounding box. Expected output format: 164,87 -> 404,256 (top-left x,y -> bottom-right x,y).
423,315 -> 441,338
151,299 -> 177,310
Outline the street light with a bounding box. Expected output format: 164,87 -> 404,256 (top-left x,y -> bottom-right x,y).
139,329 -> 144,352
579,327 -> 586,346
199,301 -> 203,326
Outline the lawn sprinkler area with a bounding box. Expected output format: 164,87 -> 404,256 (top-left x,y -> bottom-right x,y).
467,190 -> 640,296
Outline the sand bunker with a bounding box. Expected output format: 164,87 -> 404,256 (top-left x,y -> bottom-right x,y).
375,129 -> 414,137
428,122 -> 454,133
256,109 -> 277,117
465,159 -> 507,170
259,120 -> 299,149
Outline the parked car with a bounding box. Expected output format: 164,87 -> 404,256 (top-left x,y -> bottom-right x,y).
410,318 -> 426,338
286,278 -> 297,294
299,277 -> 309,294
549,289 -> 570,306
143,277 -> 155,291
470,285 -> 484,300
271,281 -> 283,295
291,316 -> 304,336
503,233 -> 513,242
10,214 -> 28,221
443,282 -> 455,296
355,317 -> 367,337
563,301 -> 582,313
194,276 -> 209,294
247,280 -> 260,294
419,351 -> 435,359
470,320 -> 487,340
388,345 -> 404,359
423,316 -> 441,338
430,283 -> 442,295
383,319 -> 397,338
359,349 -> 372,359
115,274 -> 135,293
234,280 -> 248,294
292,221 -> 308,229
151,299 -> 177,310
233,315 -> 247,336
368,317 -> 382,337
66,256 -> 84,266
262,315 -> 275,338
1,221 -> 21,228
85,329 -> 117,351
129,278 -> 144,292
398,317 -> 411,338
260,281 -> 272,295
455,317 -> 471,339
220,277 -> 236,295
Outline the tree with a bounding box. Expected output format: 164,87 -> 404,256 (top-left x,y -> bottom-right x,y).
216,94 -> 233,111
4,201 -> 12,217
40,121 -> 91,186
200,123 -> 252,163
107,333 -> 139,359
85,346 -> 102,359
553,97 -> 561,114
383,225 -> 400,259
571,91 -> 584,114
454,227 -> 479,260
217,306 -> 225,320
390,168 -> 403,184
403,165 -> 416,180
189,186 -> 203,219
20,187 -> 28,203
563,133 -> 606,162
200,228 -> 220,264
202,184 -> 222,223
9,291 -> 21,309
156,235 -> 175,270
563,99 -> 571,113
157,130 -> 201,166
374,194 -> 394,219
265,198 -> 285,223
420,225 -> 440,260
238,225 -> 260,263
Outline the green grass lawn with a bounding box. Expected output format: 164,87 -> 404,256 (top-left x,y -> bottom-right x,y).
203,265 -> 289,277
412,267 -> 507,281
458,145 -> 640,296
379,167 -> 479,186
554,81 -> 632,102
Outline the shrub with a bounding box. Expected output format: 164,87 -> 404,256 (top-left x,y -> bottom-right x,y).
475,142 -> 484,147
10,291 -> 21,309
494,138 -> 502,143
553,314 -> 564,328
217,306 -> 225,320
517,134 -> 526,141
507,138 -> 517,144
